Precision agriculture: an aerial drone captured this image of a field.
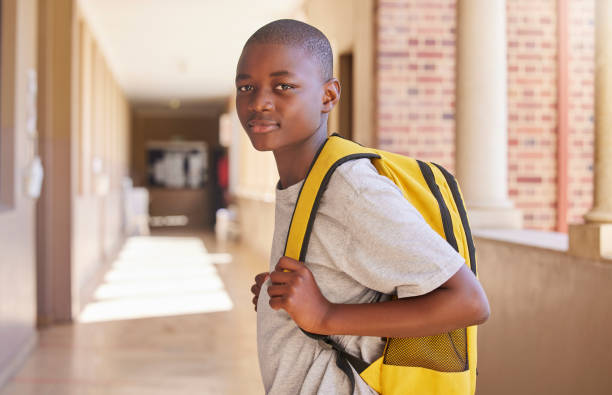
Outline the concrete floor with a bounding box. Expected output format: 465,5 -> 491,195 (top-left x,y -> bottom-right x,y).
0,231 -> 268,395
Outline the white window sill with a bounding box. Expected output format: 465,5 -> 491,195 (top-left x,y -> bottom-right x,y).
472,228 -> 568,252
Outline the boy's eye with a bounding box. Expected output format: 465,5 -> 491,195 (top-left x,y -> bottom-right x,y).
275,83 -> 294,91
238,85 -> 253,92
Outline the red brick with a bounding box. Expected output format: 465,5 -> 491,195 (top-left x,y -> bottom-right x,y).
517,29 -> 544,36
417,51 -> 444,58
379,51 -> 411,57
417,76 -> 443,83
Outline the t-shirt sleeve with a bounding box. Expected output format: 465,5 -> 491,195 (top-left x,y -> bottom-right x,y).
338,161 -> 465,298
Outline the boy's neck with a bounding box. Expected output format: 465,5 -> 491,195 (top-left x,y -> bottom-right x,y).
273,128 -> 328,190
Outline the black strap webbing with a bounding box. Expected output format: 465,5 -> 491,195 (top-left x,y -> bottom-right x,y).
320,337 -> 369,394
431,163 -> 477,275
416,160 -> 459,252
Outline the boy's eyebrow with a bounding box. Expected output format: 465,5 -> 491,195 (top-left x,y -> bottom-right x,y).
269,70 -> 293,77
235,70 -> 295,82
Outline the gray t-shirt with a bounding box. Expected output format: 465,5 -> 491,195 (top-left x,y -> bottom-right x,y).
257,158 -> 464,395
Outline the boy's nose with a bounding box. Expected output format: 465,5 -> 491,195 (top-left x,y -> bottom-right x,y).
250,89 -> 274,112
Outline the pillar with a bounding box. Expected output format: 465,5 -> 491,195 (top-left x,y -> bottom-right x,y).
37,0 -> 75,323
569,0 -> 612,260
455,0 -> 522,229
584,0 -> 612,224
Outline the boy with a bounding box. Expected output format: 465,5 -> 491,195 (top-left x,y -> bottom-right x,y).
239,19 -> 490,394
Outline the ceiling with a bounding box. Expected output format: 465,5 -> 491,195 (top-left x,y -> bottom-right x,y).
78,0 -> 305,105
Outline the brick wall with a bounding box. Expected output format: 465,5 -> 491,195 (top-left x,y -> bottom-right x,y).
376,0 -> 595,231
506,0 -> 558,230
567,0 -> 594,225
377,0 -> 457,172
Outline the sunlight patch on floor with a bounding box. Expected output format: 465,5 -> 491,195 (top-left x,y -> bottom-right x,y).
78,236 -> 233,323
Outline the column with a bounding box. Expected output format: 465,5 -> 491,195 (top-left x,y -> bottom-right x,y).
569,0 -> 612,260
585,0 -> 612,223
37,0 -> 75,322
455,0 -> 522,229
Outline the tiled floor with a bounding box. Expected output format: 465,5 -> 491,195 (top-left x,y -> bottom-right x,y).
0,231 -> 268,395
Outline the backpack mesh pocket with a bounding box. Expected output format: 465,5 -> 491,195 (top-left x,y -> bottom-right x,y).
383,327 -> 468,372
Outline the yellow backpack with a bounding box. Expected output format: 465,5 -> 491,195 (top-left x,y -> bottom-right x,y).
284,134 -> 478,395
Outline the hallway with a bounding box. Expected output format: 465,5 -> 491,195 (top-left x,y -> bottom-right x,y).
2,0 -> 612,393
0,232 -> 267,395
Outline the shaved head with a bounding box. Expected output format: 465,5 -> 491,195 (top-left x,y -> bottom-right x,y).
243,19 -> 333,81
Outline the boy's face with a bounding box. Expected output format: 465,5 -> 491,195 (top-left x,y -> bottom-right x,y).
235,43 -> 335,152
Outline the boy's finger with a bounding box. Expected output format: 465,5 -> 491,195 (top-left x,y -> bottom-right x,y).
275,256 -> 302,272
269,295 -> 287,311
251,283 -> 260,295
255,272 -> 270,286
269,270 -> 294,284
267,284 -> 290,297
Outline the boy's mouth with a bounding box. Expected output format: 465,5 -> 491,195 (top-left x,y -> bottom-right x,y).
248,120 -> 279,134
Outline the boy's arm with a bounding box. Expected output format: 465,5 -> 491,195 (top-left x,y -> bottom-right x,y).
267,256 -> 490,338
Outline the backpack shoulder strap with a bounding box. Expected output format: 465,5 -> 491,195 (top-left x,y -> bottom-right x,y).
284,134 -> 380,262
284,135 -> 379,391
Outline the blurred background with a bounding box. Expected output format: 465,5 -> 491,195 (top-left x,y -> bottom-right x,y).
1,0 -> 611,394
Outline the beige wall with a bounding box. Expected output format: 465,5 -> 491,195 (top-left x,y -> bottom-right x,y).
71,15 -> 131,316
36,0 -> 131,325
0,0 -> 39,387
236,196 -> 275,261
476,237 -> 612,394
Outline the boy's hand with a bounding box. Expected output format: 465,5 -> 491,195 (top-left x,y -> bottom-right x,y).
251,272 -> 270,311
268,256 -> 333,334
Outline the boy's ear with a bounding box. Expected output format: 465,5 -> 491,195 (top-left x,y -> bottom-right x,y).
321,78 -> 341,113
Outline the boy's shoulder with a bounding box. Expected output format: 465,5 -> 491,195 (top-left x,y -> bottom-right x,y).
328,157 -> 403,200
323,157 -> 425,226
